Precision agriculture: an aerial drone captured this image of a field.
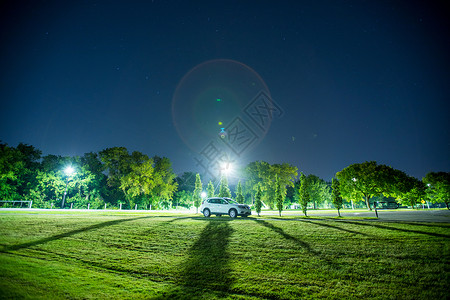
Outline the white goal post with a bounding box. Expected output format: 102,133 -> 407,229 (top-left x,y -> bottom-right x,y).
0,201 -> 33,209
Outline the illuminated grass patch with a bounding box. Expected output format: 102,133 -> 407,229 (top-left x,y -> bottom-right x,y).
0,212 -> 449,299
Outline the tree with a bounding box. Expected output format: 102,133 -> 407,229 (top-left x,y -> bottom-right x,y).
37,154 -> 106,209
0,142 -> 42,200
265,163 -> 297,209
244,161 -> 272,207
173,190 -> 192,209
275,175 -> 284,216
331,178 -> 343,217
0,143 -> 23,200
66,166 -> 101,209
255,183 -> 263,217
81,152 -> 104,176
235,180 -> 244,203
244,161 -> 297,209
119,159 -> 156,209
318,181 -> 332,208
29,155 -> 99,209
152,156 -> 178,209
299,173 -> 310,216
175,172 -> 197,193
336,161 -> 400,210
101,149 -> 179,210
99,147 -> 134,182
193,173 -> 203,213
99,147 -> 135,205
285,184 -> 296,205
207,180 -> 215,198
33,170 -> 67,208
299,175 -> 331,209
305,175 -> 320,209
271,163 -> 298,201
80,152 -> 107,206
423,172 -> 450,209
218,175 -> 231,198
393,175 -> 426,208
15,143 -> 42,197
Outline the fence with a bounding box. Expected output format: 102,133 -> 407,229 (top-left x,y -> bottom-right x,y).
0,201 -> 33,209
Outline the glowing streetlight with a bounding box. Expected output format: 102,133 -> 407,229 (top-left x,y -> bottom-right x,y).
221,162 -> 233,176
65,166 -> 74,176
201,191 -> 207,199
61,166 -> 75,208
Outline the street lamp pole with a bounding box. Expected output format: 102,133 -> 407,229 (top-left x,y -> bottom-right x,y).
61,166 -> 74,209
61,178 -> 70,209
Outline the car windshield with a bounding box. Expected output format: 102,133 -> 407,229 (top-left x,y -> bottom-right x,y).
224,198 -> 239,204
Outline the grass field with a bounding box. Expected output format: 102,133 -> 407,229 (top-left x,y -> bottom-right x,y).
0,211 -> 449,299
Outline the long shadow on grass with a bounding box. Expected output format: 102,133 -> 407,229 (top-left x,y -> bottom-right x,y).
166,216 -> 205,223
391,222 -> 450,229
251,219 -> 343,272
157,219 -> 234,299
303,220 -> 370,237
0,216 -> 154,252
338,221 -> 450,239
253,219 -> 316,254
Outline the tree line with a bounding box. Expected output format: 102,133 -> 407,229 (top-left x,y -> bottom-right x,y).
0,143 -> 178,209
1,142 -> 449,214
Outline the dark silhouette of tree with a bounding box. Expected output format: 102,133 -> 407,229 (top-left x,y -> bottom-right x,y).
235,180 -> 244,203
331,178 -> 343,217
299,173 -> 310,216
275,175 -> 284,216
255,183 -> 263,217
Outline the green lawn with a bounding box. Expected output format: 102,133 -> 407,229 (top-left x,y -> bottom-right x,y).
0,211 -> 449,299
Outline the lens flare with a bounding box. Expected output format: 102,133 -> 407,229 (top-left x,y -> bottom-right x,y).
172,59 -> 271,152
219,128 -> 227,139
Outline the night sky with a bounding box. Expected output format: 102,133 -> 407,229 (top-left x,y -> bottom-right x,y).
1,0 -> 449,181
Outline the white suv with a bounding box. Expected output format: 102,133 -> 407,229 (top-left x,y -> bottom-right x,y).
200,197 -> 251,218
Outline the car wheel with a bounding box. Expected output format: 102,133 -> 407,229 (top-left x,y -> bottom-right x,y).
229,209 -> 237,218
203,208 -> 211,218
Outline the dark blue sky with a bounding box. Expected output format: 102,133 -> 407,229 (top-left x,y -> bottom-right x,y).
1,0 -> 449,181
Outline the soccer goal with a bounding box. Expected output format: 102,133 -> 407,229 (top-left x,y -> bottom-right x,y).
0,201 -> 33,209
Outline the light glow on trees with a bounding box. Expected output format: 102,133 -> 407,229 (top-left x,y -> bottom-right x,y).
64,166 -> 75,176
61,166 -> 75,208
